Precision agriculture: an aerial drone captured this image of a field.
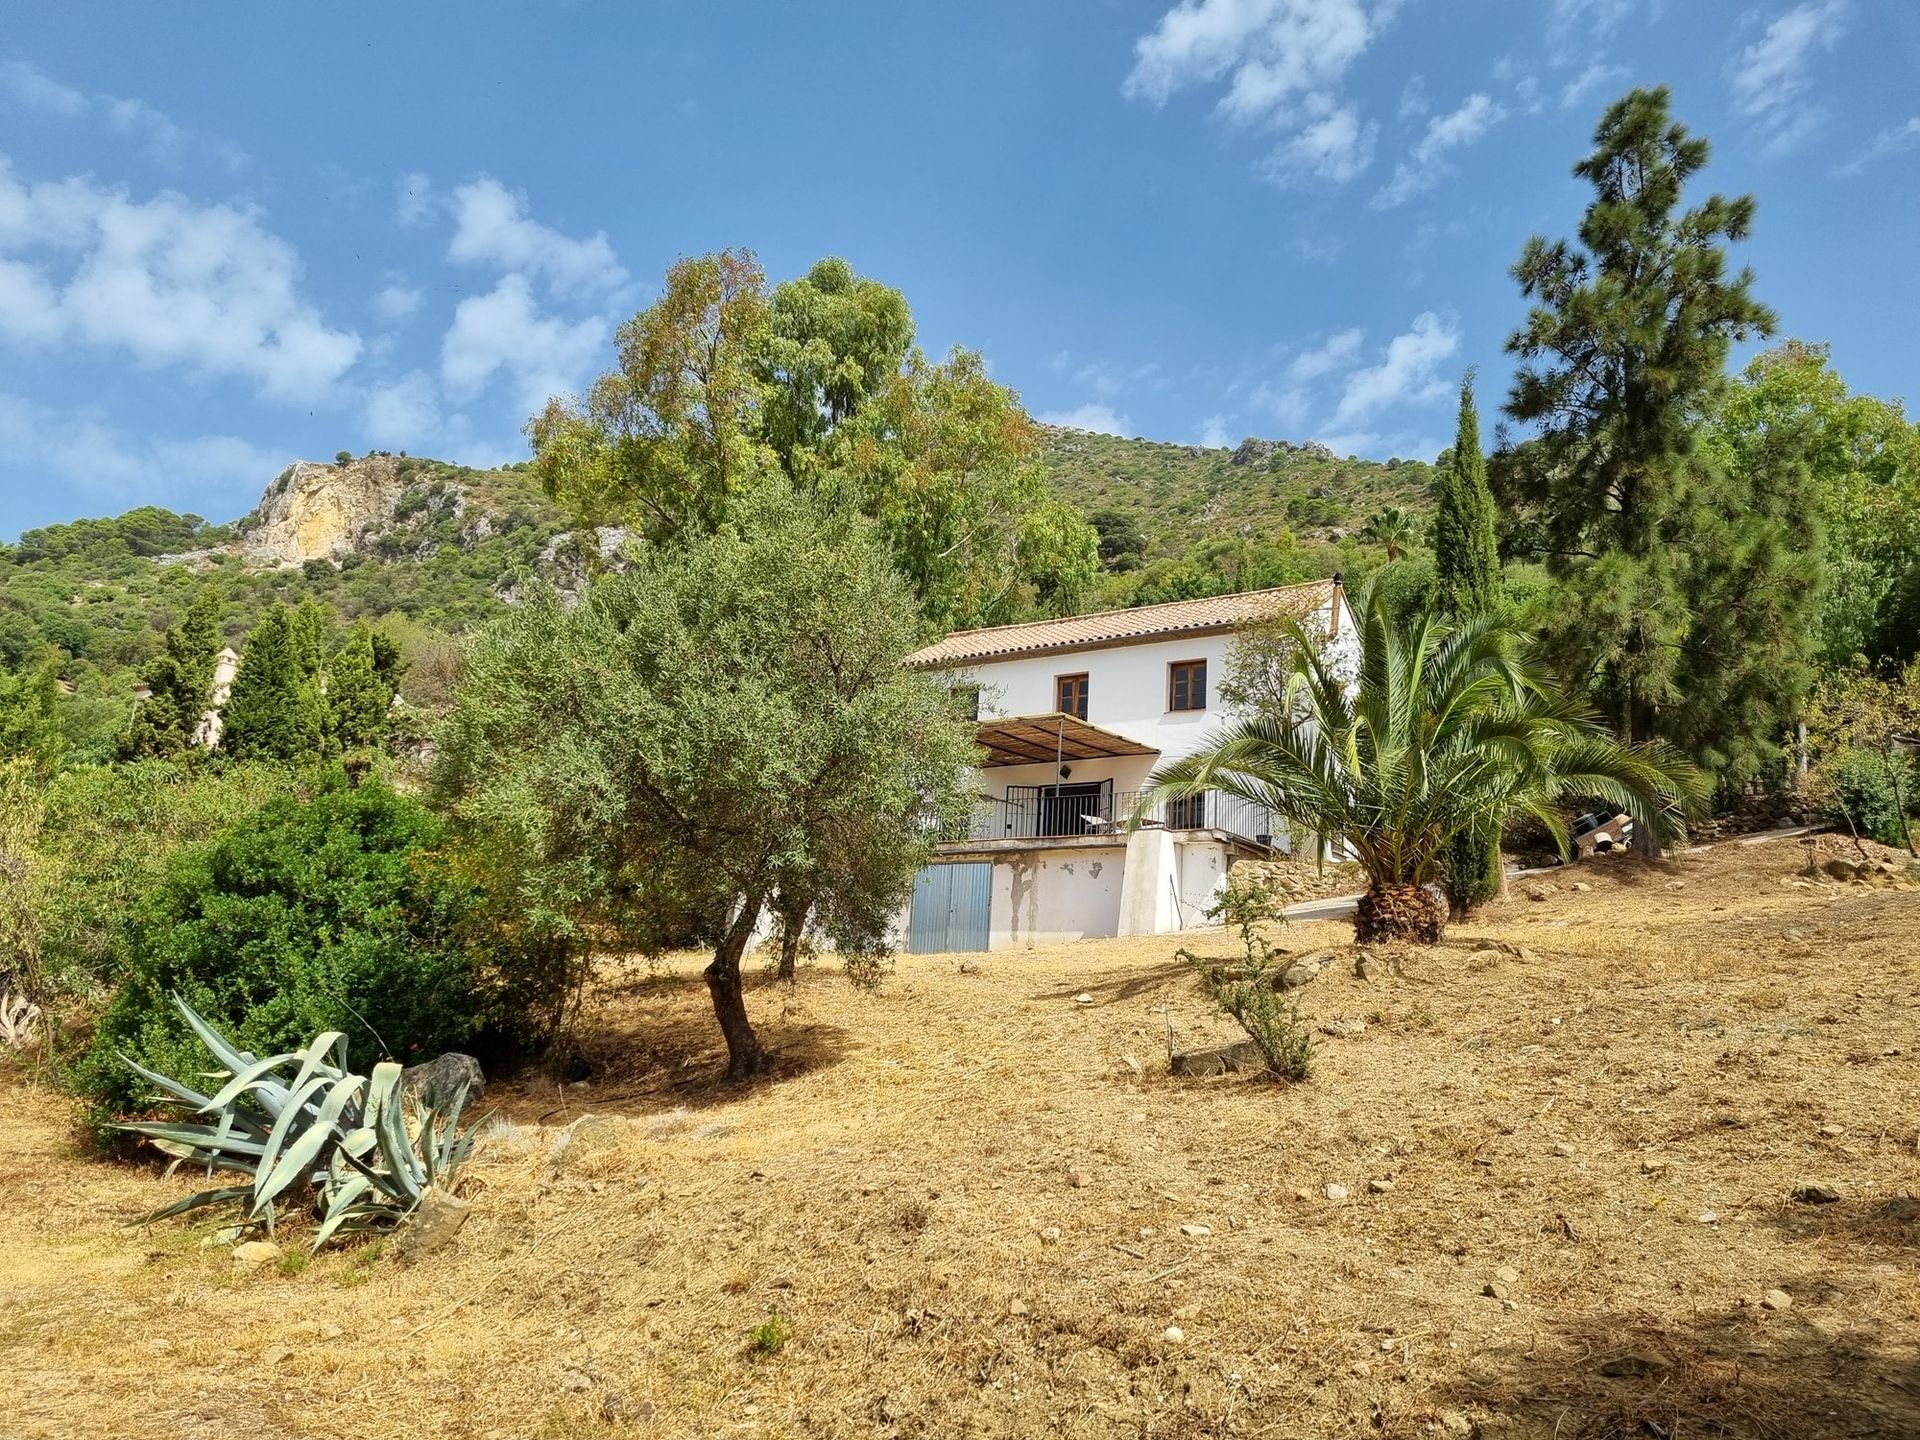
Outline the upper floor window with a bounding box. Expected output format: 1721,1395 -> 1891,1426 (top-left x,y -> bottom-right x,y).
1169,659 -> 1207,712
1055,672 -> 1089,720
951,682 -> 981,721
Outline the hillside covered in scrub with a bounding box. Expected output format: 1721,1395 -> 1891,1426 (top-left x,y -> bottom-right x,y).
0,432 -> 1424,764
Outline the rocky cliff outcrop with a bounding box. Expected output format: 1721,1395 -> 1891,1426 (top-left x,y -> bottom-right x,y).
238,457 -> 415,568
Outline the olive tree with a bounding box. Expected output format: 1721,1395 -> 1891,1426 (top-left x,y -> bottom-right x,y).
435,484 -> 976,1079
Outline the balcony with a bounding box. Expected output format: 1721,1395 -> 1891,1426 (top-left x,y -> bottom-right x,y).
930,786 -> 1278,848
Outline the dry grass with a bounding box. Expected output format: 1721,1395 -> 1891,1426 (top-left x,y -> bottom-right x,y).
4,839 -> 1920,1439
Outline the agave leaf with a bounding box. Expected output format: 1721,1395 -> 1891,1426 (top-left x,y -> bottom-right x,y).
198,1051 -> 305,1114
129,1184 -> 254,1226
251,1065 -> 348,1198
117,1119 -> 271,1151
334,1140 -> 414,1201
170,993 -> 260,1077
117,1121 -> 270,1162
284,1028 -> 350,1107
252,1072 -> 366,1216
310,1174 -> 377,1250
366,1063 -> 424,1201
116,1052 -> 220,1112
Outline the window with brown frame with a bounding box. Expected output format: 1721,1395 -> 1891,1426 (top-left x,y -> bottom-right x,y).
1168,658 -> 1207,712
1055,672 -> 1089,720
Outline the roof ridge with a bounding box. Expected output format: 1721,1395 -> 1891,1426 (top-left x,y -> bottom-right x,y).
906,578 -> 1337,668
933,577 -> 1335,643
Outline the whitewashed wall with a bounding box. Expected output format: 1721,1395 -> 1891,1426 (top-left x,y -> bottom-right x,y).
954,597 -> 1349,810
989,845 -> 1127,948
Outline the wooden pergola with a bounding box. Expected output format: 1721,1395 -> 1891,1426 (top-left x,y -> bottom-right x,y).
972,712 -> 1160,769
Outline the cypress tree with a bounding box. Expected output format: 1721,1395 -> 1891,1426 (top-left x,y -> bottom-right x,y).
120,583 -> 224,760
289,596 -> 331,679
1433,372 -> 1498,621
1435,374 -> 1504,917
221,606 -> 321,762
325,620 -> 393,753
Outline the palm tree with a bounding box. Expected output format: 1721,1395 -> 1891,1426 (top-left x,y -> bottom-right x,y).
1359,505 -> 1421,561
1142,583 -> 1703,944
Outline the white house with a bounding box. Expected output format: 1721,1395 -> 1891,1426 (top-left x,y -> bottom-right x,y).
897,577 -> 1354,953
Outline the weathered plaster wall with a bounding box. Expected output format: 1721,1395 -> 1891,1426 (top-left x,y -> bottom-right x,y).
990,846 -> 1126,949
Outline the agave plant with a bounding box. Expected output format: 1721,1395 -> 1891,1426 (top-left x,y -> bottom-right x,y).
116,994 -> 477,1251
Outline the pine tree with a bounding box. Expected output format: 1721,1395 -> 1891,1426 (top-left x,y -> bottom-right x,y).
1500,86 -> 1813,782
120,583 -> 224,760
1434,374 -> 1504,917
324,620 -> 393,753
220,606 -> 321,762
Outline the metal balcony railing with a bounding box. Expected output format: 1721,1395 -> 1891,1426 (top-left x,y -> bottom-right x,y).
927,787 -> 1279,847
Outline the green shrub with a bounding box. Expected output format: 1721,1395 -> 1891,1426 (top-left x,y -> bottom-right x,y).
1821,748 -> 1917,849
36,760 -> 297,1002
72,775 -> 492,1131
1178,872 -> 1313,1082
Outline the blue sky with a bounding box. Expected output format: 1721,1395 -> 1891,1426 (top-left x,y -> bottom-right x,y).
2,1 -> 1916,537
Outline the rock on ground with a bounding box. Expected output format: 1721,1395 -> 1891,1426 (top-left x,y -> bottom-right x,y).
401,1052 -> 486,1110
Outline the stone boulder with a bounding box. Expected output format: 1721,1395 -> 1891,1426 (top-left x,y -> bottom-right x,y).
401,1052 -> 485,1111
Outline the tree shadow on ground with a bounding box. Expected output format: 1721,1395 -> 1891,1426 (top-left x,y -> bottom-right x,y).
1029,959 -> 1204,1006
1754,1193 -> 1920,1255
491,968 -> 853,1123
1440,1284 -> 1920,1439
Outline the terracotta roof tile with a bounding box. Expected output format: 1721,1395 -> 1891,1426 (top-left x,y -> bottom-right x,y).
906,579 -> 1337,668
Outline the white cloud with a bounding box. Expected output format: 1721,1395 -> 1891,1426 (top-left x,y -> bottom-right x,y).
1124,0 -> 1391,187
1249,326 -> 1363,427
1312,428 -> 1444,461
1548,0 -> 1638,44
1837,116 -> 1920,177
395,172 -> 435,228
1125,0 -> 1376,112
1371,92 -> 1504,209
1728,1 -> 1848,157
1251,379 -> 1313,427
373,282 -> 422,323
0,61 -> 243,168
0,59 -> 87,117
0,155 -> 361,403
1398,73 -> 1429,120
1286,327 -> 1364,382
1198,414 -> 1234,448
1038,403 -> 1132,436
0,390 -> 285,502
440,274 -> 606,417
362,370 -> 443,448
1262,103 -> 1377,184
1329,312 -> 1459,426
1560,61 -> 1627,110
446,177 -> 628,297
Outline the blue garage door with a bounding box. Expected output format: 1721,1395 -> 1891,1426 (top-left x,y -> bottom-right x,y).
907,862 -> 991,954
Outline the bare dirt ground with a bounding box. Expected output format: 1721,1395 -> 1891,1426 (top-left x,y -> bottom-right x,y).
4,836 -> 1919,1440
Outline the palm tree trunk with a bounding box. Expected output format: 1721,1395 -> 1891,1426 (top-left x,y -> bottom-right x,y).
1355,882 -> 1444,945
